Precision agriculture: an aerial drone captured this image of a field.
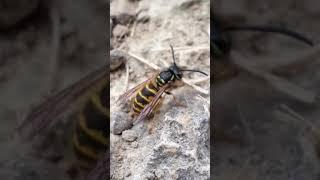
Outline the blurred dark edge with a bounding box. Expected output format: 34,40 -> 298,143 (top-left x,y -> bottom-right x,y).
87,0 -> 110,179
106,0 -> 111,179
0,0 -> 111,179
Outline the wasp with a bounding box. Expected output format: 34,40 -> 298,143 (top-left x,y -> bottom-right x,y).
17,65 -> 109,180
212,17 -> 314,59
116,45 -> 208,124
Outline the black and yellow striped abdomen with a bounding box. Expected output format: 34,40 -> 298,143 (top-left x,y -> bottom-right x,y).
72,83 -> 109,169
132,78 -> 162,114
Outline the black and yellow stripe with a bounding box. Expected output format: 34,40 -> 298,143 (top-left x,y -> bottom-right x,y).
72,82 -> 109,168
156,75 -> 165,87
132,80 -> 159,115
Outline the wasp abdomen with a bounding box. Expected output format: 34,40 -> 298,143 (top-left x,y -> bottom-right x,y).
133,81 -> 159,114
72,84 -> 108,168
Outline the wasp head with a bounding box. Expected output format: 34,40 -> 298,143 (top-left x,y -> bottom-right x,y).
165,44 -> 207,83
169,64 -> 182,80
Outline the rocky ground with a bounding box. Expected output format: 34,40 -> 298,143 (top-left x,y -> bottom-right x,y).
110,0 -> 210,179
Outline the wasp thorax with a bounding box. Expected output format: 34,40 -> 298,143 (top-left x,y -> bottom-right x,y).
159,71 -> 175,83
159,67 -> 182,84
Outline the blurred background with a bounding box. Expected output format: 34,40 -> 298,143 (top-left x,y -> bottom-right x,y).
213,0 -> 320,179
0,0 -> 107,179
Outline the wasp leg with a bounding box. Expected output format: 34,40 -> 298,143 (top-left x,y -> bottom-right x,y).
164,91 -> 186,107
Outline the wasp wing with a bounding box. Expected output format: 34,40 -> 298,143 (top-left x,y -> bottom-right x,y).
116,73 -> 158,105
133,84 -> 168,124
17,66 -> 108,140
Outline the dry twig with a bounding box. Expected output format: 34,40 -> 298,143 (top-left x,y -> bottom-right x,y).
183,79 -> 209,95
130,20 -> 137,37
148,46 -> 209,52
127,51 -> 160,70
124,62 -> 129,91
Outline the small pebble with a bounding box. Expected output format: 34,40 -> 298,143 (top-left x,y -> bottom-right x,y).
110,49 -> 127,71
116,13 -> 136,25
122,129 -> 138,142
111,110 -> 132,135
112,24 -> 129,39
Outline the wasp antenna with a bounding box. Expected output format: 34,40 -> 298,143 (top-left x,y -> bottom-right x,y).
181,69 -> 208,76
170,44 -> 177,66
222,25 -> 314,46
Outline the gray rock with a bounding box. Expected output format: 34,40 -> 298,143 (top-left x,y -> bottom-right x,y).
110,109 -> 133,135
110,49 -> 127,71
112,24 -> 129,39
115,13 -> 136,25
111,93 -> 210,179
110,0 -> 137,25
121,129 -> 138,142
